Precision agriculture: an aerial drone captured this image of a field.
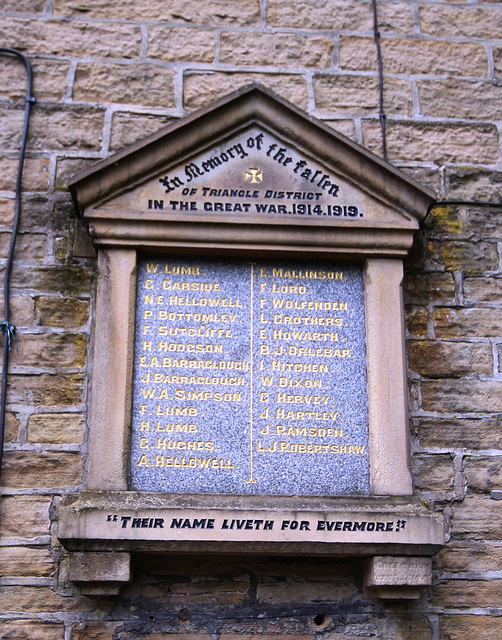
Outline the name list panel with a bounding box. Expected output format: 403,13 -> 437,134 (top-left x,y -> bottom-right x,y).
130,258 -> 369,495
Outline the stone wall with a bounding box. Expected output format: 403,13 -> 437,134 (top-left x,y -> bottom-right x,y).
0,1 -> 501,638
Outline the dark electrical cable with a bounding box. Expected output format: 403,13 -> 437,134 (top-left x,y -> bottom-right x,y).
372,0 -> 387,162
0,48 -> 35,483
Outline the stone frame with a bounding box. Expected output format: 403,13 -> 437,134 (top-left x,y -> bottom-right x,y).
60,85 -> 443,597
87,252 -> 412,496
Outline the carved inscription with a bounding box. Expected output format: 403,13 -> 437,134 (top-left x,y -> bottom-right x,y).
106,513 -> 408,537
135,126 -> 366,219
366,556 -> 432,587
130,259 -> 369,495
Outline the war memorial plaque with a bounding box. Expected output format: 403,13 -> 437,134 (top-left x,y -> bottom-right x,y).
130,258 -> 369,495
61,88 -> 444,590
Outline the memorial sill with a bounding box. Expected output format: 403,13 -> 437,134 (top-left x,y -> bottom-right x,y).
58,492 -> 444,556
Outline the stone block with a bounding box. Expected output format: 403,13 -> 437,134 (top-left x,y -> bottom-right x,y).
495,46 -> 502,79
405,306 -> 429,338
6,373 -> 85,406
0,546 -> 55,577
220,636 -> 310,640
168,580 -> 249,605
0,621 -> 65,640
27,413 -> 84,444
0,156 -> 51,192
257,571 -> 358,604
464,277 -> 502,303
37,297 -> 90,328
398,166 -> 441,197
377,616 -> 433,640
0,295 -> 36,327
0,17 -> 143,58
69,551 -> 131,586
54,235 -> 71,261
0,56 -> 70,103
421,379 -> 502,414
1,0 -> 44,11
465,208 -> 502,239
70,622 -> 120,640
324,615 -> 433,640
53,0 -> 260,25
420,5 -> 502,39
426,239 -> 499,275
110,113 -> 173,152
147,26 -> 217,62
220,31 -> 334,68
424,205 -> 465,238
431,579 -> 502,608
362,120 -> 500,165
0,232 -> 46,260
0,105 -> 25,151
0,196 -> 15,225
1,451 -> 82,488
451,495 -> 502,540
18,195 -> 51,231
73,624 -> 211,640
418,78 -> 502,120
11,265 -> 94,295
73,63 -> 175,107
412,454 -> 455,493
365,556 -> 432,586
27,105 -> 105,152
415,416 -> 502,451
464,456 -> 502,493
340,36 -> 488,76
3,412 -> 20,442
0,495 -> 51,538
433,307 -> 502,339
313,75 -> 413,115
267,0 -> 414,31
9,332 -> 87,369
441,615 -> 502,640
404,272 -> 455,305
408,340 -> 492,378
438,542 -> 502,573
0,585 -> 98,613
184,72 -> 308,111
55,158 -> 96,191
445,168 -> 502,203
323,119 -> 356,140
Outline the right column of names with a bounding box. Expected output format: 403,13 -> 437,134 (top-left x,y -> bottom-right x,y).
252,263 -> 369,495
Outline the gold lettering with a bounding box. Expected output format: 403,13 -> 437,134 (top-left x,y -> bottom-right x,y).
161,280 -> 220,292
154,456 -> 234,469
256,441 -> 366,455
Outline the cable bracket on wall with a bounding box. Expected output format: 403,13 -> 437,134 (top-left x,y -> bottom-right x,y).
0,322 -> 17,352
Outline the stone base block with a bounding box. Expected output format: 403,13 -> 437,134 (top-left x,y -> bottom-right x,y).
364,556 -> 432,600
69,551 -> 131,595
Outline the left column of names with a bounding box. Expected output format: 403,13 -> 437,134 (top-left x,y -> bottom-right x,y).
130,259 -> 252,493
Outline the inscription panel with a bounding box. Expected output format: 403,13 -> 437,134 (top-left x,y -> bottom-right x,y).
105,125 -> 377,224
130,258 -> 368,495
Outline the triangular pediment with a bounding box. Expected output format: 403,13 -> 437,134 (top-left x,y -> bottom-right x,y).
70,84 -> 435,258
